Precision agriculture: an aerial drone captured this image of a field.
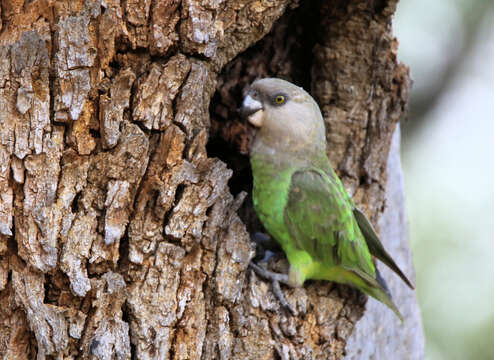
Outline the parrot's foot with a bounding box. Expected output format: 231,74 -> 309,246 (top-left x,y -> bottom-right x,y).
250,232 -> 280,262
249,262 -> 296,315
251,232 -> 279,249
249,262 -> 291,285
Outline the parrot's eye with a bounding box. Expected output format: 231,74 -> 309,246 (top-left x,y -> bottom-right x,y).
274,95 -> 286,105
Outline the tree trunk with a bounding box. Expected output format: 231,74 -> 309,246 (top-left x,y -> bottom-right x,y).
0,0 -> 423,359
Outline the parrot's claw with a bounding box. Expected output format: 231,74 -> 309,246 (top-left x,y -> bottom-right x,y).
250,232 -> 281,262
249,262 -> 290,285
272,279 -> 297,315
249,262 -> 297,315
250,232 -> 273,247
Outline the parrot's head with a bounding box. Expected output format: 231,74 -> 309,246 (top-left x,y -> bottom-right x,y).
241,78 -> 326,154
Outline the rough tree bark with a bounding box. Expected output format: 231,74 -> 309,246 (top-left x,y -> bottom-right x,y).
0,0 -> 424,359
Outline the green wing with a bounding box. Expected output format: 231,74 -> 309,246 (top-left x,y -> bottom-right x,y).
283,169 -> 375,278
353,208 -> 414,289
283,169 -> 405,320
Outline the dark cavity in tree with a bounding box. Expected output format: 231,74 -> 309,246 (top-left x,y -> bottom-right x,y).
207,0 -> 321,233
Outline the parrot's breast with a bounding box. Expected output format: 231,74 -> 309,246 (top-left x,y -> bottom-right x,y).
250,155 -> 294,250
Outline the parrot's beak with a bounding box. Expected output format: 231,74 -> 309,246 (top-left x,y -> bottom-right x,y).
241,94 -> 264,127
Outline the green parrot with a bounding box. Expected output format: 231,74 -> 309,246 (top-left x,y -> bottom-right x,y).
241,78 -> 413,320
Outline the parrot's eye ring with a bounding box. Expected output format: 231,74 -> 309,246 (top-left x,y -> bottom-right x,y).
274,95 -> 286,105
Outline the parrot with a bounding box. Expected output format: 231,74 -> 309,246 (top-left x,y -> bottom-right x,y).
241,78 -> 414,320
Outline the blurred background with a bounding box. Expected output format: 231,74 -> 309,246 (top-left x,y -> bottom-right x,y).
394,1 -> 494,359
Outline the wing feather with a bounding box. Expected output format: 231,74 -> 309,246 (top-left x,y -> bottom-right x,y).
284,169 -> 375,277
353,208 -> 414,289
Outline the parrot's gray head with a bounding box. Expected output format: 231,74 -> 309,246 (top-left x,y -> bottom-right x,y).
241,78 -> 326,155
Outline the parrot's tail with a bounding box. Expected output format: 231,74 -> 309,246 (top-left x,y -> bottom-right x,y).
375,267 -> 392,298
348,267 -> 404,322
361,273 -> 404,322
